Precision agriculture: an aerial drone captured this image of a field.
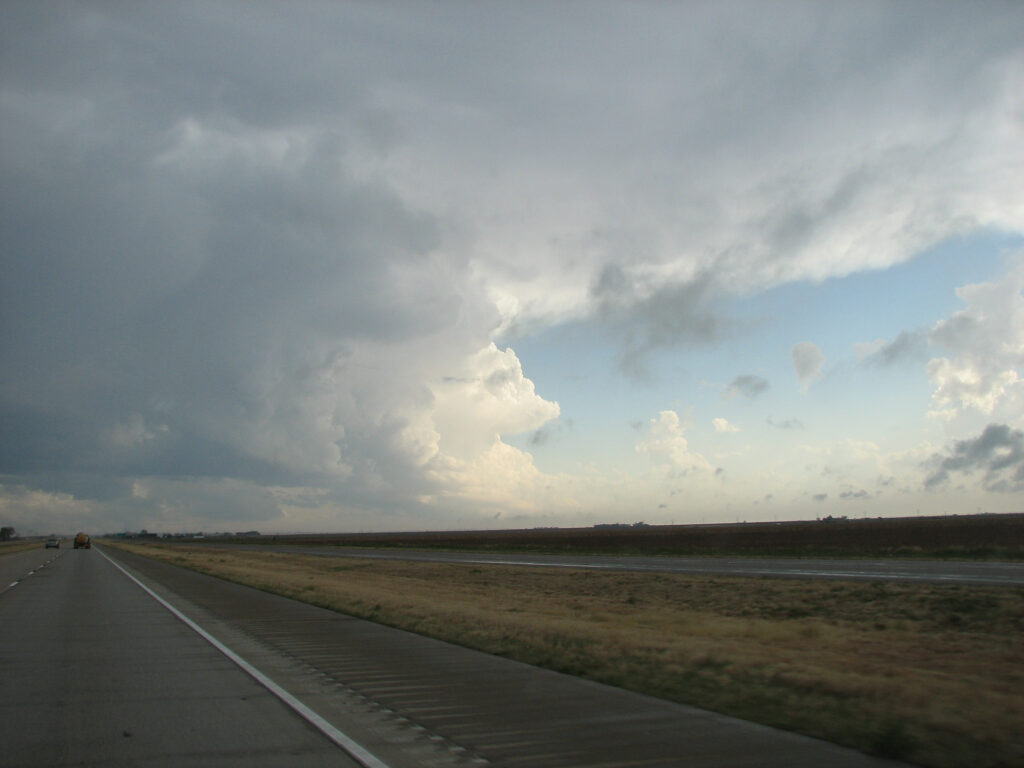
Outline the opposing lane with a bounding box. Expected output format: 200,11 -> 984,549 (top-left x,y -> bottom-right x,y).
211,544 -> 1024,586
0,546 -> 362,767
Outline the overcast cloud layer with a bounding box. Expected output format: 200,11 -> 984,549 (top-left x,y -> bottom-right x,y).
2,2 -> 1023,534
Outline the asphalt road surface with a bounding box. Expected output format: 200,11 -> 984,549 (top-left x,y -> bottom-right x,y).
212,543 -> 1024,586
2,544 -> 910,768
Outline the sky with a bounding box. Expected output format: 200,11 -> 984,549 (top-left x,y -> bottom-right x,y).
2,2 -> 1023,535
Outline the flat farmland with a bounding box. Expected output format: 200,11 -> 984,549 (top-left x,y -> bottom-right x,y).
235,513 -> 1024,559
111,541 -> 1024,768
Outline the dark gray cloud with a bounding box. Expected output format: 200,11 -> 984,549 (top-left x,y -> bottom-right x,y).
925,424 -> 1024,492
839,489 -> 870,500
726,375 -> 770,399
0,407 -> 284,485
592,268 -> 726,379
792,342 -> 825,390
0,4 -> 507,528
864,330 -> 928,366
529,418 -> 573,447
0,118 -> 468,486
766,417 -> 805,430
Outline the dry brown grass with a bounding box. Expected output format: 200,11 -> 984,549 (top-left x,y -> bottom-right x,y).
110,541 -> 1024,768
0,539 -> 52,555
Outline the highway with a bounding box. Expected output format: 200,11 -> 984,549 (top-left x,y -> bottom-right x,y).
1,546 -> 65,595
0,545 -> 361,767
0,544 -> 910,767
213,543 -> 1024,586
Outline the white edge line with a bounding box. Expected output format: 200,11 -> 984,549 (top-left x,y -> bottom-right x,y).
97,546 -> 393,768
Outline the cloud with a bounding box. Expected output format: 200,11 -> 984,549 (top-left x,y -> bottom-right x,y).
713,418 -> 741,433
637,411 -> 714,475
424,440 -> 553,514
461,4 -> 1024,330
430,343 -> 560,460
529,428 -> 553,447
927,261 -> 1024,415
925,423 -> 1024,492
797,438 -> 907,503
1,3 -> 1023,530
726,374 -> 769,399
766,416 -> 805,430
839,489 -> 871,500
856,331 -> 928,366
593,269 -> 725,379
529,417 -> 572,447
0,475 -> 289,536
792,342 -> 825,391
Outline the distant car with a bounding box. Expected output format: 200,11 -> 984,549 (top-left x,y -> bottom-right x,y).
45,538 -> 60,549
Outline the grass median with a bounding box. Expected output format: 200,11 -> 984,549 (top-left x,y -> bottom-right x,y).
109,541 -> 1023,768
0,540 -> 53,555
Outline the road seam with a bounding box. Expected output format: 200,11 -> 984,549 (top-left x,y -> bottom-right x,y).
97,546 -> 394,768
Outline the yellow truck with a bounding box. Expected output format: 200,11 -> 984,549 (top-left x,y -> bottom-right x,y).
74,532 -> 91,549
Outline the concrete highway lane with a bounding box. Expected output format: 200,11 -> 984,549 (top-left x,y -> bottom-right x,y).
0,546 -> 363,767
0,545 -> 65,596
216,544 -> 1024,586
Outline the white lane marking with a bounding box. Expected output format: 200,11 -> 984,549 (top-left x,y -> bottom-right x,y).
0,553 -> 62,595
97,547 -> 393,768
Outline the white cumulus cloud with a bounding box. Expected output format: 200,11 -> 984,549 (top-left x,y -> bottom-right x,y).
638,411 -> 714,475
927,260 -> 1024,417
430,343 -> 560,461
